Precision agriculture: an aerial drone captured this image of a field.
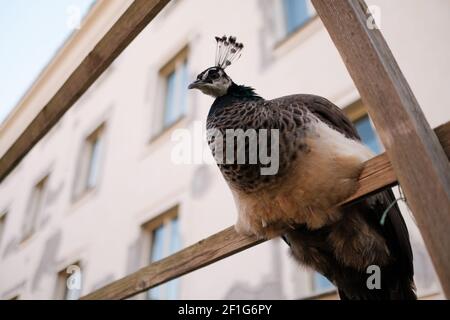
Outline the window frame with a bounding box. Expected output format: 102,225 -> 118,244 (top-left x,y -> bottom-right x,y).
344,100 -> 384,154
272,1 -> 321,57
73,123 -> 106,201
54,262 -> 83,300
343,100 -> 368,123
22,174 -> 49,240
151,46 -> 190,139
141,206 -> 181,300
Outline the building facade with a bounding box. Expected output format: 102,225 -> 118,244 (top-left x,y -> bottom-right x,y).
1,0 -> 449,299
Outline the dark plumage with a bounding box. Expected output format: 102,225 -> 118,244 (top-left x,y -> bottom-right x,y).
189,36 -> 416,300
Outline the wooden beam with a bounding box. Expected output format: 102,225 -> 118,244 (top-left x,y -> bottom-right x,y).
81,121 -> 450,299
0,0 -> 170,182
83,227 -> 264,300
312,0 -> 450,298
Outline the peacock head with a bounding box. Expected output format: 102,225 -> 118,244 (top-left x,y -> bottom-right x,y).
188,35 -> 244,98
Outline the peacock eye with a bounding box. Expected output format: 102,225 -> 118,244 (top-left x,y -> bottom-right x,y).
209,70 -> 219,79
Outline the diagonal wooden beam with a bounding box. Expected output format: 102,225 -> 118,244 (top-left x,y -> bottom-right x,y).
0,0 -> 170,182
312,0 -> 450,298
83,226 -> 264,300
81,121 -> 450,299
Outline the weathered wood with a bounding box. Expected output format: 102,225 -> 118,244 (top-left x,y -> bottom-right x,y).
82,226 -> 264,300
435,122 -> 450,158
0,0 -> 170,182
81,120 -> 450,299
312,0 -> 450,298
341,153 -> 396,204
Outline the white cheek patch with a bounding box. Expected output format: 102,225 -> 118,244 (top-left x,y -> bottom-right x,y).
201,83 -> 228,98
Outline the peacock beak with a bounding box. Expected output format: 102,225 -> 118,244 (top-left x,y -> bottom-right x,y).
188,79 -> 205,90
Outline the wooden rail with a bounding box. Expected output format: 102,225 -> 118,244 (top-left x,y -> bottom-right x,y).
81,121 -> 450,300
312,0 -> 450,298
0,0 -> 170,182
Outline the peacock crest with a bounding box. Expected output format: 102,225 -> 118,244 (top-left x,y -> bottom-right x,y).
215,35 -> 244,69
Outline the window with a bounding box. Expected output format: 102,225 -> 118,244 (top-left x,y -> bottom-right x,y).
74,124 -> 105,198
23,175 -> 48,239
155,48 -> 189,134
354,115 -> 382,154
142,206 -> 181,300
344,100 -> 383,155
163,64 -> 188,127
54,263 -> 82,300
282,0 -> 315,35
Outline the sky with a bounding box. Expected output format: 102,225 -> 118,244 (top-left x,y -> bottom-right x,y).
0,0 -> 96,124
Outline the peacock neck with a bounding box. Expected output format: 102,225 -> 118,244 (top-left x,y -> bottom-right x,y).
208,83 -> 263,118
226,82 -> 262,100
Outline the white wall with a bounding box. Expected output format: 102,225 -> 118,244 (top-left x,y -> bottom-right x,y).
0,0 -> 448,299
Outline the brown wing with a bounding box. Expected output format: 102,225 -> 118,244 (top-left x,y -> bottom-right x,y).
294,94 -> 415,286
301,94 -> 361,141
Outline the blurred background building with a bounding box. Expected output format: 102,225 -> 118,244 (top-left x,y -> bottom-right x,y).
0,0 -> 449,299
